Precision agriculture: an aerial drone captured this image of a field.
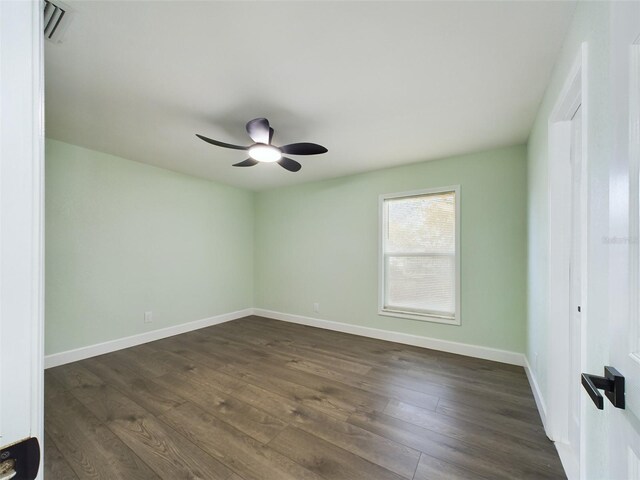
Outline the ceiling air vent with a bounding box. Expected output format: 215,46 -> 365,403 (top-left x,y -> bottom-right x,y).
43,0 -> 72,43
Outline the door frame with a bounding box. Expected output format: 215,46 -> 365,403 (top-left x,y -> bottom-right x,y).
546,43 -> 589,479
0,0 -> 45,476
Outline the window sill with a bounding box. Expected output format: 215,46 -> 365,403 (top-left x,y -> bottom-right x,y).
378,308 -> 460,326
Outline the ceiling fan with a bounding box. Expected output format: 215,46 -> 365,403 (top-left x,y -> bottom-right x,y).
196,118 -> 328,172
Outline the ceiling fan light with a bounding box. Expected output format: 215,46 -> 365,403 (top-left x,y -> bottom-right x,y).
248,144 -> 282,163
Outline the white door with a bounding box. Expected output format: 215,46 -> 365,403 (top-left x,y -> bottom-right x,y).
0,1 -> 45,479
603,2 -> 640,479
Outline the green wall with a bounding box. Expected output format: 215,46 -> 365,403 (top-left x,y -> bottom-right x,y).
254,145 -> 527,353
45,139 -> 254,355
46,140 -> 527,358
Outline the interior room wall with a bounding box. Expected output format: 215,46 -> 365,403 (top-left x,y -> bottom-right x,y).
254,144 -> 528,355
526,2 -> 610,477
45,140 -> 528,363
45,139 -> 254,356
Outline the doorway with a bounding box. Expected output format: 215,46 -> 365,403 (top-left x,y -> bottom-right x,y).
546,44 -> 587,479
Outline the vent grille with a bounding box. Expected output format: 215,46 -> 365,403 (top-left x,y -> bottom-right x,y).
43,0 -> 72,43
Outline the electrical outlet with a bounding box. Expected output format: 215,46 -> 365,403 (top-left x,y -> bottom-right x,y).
144,311 -> 153,323
313,302 -> 320,313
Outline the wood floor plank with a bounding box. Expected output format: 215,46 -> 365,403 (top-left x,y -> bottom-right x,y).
211,326 -> 374,375
269,426 -> 405,480
44,371 -> 68,401
412,453 -> 490,480
152,371 -> 287,443
70,383 -> 149,423
48,362 -> 104,390
239,318 -> 505,384
240,318 -> 528,391
217,320 -> 380,368
366,366 -> 540,419
366,353 -> 533,396
71,383 -> 233,479
368,364 -> 537,407
435,397 -> 549,446
377,344 -> 529,386
233,383 -> 420,479
397,366 -> 535,406
81,355 -> 186,416
383,400 -> 561,469
149,352 -> 246,394
283,357 -> 440,411
242,360 -> 389,412
187,329 -> 273,364
149,335 -> 235,370
159,402 -> 325,480
348,410 -> 562,479
219,363 -> 353,421
144,349 -> 213,376
44,317 -> 565,479
109,345 -> 175,378
109,406 -> 233,479
46,391 -> 159,480
226,320 -> 383,371
228,318 -> 535,415
44,432 -> 80,480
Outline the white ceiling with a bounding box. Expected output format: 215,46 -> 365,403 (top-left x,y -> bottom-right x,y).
45,1 -> 576,191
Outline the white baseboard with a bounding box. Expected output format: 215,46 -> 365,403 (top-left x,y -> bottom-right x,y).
523,357 -> 575,478
523,356 -> 548,432
44,308 -> 253,369
253,308 -> 525,366
555,441 -> 579,480
46,306 -> 526,370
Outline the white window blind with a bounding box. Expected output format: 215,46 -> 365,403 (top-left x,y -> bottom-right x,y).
380,188 -> 459,324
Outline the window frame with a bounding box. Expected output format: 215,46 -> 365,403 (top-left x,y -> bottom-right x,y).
378,185 -> 461,326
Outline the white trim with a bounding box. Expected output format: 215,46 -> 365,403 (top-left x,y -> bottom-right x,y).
32,0 -> 45,461
378,308 -> 458,325
378,185 -> 461,326
546,44 -> 588,453
555,441 -> 579,480
254,308 -> 523,366
0,1 -> 44,473
46,304 -> 528,373
524,357 -> 574,479
524,356 -> 548,432
44,308 -> 253,368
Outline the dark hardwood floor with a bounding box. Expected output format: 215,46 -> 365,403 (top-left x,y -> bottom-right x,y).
44,316 -> 565,479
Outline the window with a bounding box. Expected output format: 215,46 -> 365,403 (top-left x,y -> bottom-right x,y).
379,186 -> 460,325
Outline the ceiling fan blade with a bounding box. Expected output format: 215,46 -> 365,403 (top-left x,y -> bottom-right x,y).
196,134 -> 248,151
280,142 -> 328,155
232,158 -> 259,167
278,157 -> 302,172
246,118 -> 271,144
269,127 -> 274,144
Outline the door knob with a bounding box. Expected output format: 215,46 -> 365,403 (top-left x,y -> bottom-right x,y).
581,366 -> 625,410
0,459 -> 16,480
0,437 -> 39,480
